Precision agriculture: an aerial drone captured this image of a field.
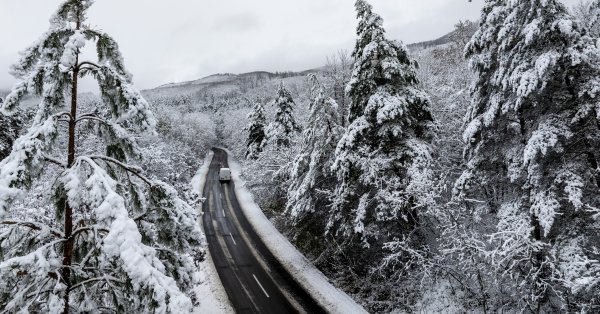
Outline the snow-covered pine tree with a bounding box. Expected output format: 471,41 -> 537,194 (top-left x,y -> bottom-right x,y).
0,1 -> 203,312
0,98 -> 22,160
266,83 -> 300,148
245,98 -> 267,159
286,75 -> 343,228
456,0 -> 600,310
330,0 -> 434,249
587,0 -> 600,36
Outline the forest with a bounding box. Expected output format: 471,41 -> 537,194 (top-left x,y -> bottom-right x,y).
1,0 -> 600,313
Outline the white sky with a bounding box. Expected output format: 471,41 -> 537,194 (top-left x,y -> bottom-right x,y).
0,0 -> 581,92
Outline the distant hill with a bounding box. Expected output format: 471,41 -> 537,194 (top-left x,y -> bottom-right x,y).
407,23 -> 477,50
407,32 -> 453,50
144,26 -> 476,99
155,70 -> 320,90
144,69 -> 321,99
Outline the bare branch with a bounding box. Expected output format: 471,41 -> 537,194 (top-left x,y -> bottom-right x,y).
72,225 -> 109,239
43,155 -> 67,168
76,61 -> 100,70
75,115 -> 109,125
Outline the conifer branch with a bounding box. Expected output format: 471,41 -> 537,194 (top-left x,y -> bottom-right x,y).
75,114 -> 106,125
71,225 -> 109,239
76,61 -> 100,70
69,275 -> 123,292
43,155 -> 67,168
86,155 -> 153,186
0,221 -> 64,238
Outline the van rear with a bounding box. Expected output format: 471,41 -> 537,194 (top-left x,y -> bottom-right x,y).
219,168 -> 231,182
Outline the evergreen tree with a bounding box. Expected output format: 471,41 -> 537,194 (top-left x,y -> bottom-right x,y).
0,1 -> 203,312
286,75 -> 343,227
588,0 -> 600,36
0,98 -> 22,160
266,83 -> 300,147
329,0 -> 434,248
245,98 -> 267,159
456,0 -> 600,310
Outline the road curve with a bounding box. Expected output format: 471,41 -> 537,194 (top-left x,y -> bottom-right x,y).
201,148 -> 327,314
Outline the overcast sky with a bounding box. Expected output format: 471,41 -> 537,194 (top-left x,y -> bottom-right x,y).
0,0 -> 580,92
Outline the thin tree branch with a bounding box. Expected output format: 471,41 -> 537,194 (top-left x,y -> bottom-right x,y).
75,115 -> 108,125
87,155 -> 153,186
44,155 -> 67,168
0,221 -> 64,238
71,225 -> 109,239
69,275 -> 123,292
76,61 -> 100,70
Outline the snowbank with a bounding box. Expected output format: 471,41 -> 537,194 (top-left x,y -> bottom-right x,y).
192,151 -> 234,314
193,252 -> 234,314
224,149 -> 367,314
190,151 -> 214,196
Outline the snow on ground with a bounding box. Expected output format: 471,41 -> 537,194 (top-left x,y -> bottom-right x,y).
193,251 -> 234,314
191,151 -> 235,314
224,148 -> 368,314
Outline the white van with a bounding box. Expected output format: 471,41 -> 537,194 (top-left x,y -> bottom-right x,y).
219,168 -> 231,182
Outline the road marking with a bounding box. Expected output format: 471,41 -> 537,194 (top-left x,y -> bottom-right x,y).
253,274 -> 270,298
229,233 -> 237,245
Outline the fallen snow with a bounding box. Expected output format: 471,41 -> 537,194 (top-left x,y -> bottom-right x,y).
224,148 -> 368,314
193,251 -> 234,314
190,151 -> 214,196
191,151 -> 235,314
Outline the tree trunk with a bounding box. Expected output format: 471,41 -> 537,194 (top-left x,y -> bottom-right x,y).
62,19 -> 80,314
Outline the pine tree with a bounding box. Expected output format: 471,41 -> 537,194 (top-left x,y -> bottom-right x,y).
266,83 -> 300,148
0,98 -> 22,161
245,98 -> 267,159
286,75 -> 343,226
329,0 -> 434,247
456,0 -> 600,310
0,1 -> 203,312
588,0 -> 600,36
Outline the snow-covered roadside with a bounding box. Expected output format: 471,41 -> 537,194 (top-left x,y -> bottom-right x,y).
224,149 -> 368,314
191,151 -> 234,314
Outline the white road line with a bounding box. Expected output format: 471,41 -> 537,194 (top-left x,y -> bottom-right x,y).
253,274 -> 270,298
229,233 -> 237,245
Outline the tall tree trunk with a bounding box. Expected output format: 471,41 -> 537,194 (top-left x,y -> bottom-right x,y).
62,19 -> 80,314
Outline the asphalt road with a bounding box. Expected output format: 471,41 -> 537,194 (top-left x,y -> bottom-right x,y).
201,148 -> 327,314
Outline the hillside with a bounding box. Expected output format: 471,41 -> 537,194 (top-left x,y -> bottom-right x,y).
143,70 -> 320,100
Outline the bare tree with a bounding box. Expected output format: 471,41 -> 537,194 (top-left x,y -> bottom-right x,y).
325,50 -> 352,126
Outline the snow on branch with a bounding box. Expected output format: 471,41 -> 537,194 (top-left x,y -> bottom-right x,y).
59,30 -> 86,72
0,221 -> 63,238
85,29 -> 131,79
88,155 -> 150,185
85,65 -> 156,132
0,114 -> 60,217
1,68 -> 44,115
0,238 -> 66,313
63,156 -> 193,312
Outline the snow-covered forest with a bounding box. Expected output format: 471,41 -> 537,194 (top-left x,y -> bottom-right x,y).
2,0 -> 600,313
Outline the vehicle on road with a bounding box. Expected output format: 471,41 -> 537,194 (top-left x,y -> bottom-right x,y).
219,168 -> 231,181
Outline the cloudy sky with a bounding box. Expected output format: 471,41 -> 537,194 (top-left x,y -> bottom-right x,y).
0,0 -> 580,92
